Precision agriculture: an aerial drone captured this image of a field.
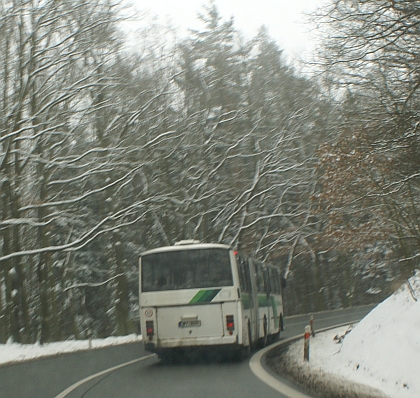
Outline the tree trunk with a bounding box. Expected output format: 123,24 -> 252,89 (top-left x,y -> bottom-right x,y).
113,232 -> 132,336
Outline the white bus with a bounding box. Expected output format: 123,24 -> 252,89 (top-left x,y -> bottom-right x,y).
139,241 -> 285,361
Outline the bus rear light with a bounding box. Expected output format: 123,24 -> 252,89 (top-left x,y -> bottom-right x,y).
226,315 -> 235,334
146,321 -> 154,340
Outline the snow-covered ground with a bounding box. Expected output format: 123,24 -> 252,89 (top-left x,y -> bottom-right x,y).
287,270 -> 420,398
1,271 -> 419,398
0,334 -> 141,366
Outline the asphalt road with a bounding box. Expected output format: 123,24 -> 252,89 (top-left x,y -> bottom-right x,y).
0,304 -> 377,398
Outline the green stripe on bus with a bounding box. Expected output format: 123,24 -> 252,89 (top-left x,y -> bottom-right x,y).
241,293 -> 251,309
258,295 -> 270,307
189,289 -> 221,304
189,290 -> 207,303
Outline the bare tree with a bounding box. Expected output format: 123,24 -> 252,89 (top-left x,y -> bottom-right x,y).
312,0 -> 420,282
0,0 -> 144,342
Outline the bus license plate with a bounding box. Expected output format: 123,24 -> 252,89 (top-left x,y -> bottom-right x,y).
179,320 -> 201,328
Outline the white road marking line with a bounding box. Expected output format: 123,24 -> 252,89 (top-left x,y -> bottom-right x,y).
249,337 -> 312,398
55,354 -> 156,398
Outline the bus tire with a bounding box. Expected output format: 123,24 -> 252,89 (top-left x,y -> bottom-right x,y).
238,344 -> 251,361
158,350 -> 176,364
258,315 -> 268,348
238,321 -> 252,360
272,313 -> 284,342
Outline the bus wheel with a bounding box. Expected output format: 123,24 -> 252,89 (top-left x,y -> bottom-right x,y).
238,343 -> 251,361
272,313 -> 283,342
158,350 -> 176,364
260,315 -> 268,348
238,321 -> 252,361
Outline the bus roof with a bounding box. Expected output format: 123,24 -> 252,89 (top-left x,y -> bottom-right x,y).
140,242 -> 233,257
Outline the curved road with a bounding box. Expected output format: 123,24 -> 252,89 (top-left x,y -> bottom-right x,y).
0,305 -> 376,398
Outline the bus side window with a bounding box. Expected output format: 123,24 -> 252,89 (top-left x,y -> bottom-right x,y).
276,270 -> 281,294
255,262 -> 265,293
254,263 -> 260,292
264,268 -> 271,294
238,259 -> 246,291
244,258 -> 252,292
277,270 -> 283,293
238,255 -> 251,293
270,268 -> 280,294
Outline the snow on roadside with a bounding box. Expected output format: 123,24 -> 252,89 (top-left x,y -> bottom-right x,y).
287,270 -> 420,398
0,334 -> 141,366
1,272 -> 419,398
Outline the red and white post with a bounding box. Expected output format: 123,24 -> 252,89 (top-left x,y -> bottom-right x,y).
310,314 -> 315,337
304,325 -> 311,361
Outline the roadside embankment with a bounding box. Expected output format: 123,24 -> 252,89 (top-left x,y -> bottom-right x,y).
265,333 -> 388,398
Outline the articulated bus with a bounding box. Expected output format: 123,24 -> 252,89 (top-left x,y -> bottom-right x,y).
139,241 -> 285,361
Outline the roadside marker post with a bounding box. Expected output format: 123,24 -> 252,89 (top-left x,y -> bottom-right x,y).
304,325 -> 311,361
310,314 -> 315,337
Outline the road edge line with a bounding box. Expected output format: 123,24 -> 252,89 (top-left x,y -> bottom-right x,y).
249,321 -> 360,398
54,354 -> 155,398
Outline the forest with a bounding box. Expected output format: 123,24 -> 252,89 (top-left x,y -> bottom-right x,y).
0,0 -> 419,344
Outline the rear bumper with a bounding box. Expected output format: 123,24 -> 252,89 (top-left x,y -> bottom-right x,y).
145,335 -> 238,351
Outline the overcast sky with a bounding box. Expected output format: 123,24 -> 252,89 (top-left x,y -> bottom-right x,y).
125,0 -> 327,60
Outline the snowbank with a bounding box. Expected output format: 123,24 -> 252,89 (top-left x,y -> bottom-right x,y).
271,270 -> 420,398
0,334 -> 141,367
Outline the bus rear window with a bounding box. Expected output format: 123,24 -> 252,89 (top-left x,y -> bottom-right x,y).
141,248 -> 233,292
